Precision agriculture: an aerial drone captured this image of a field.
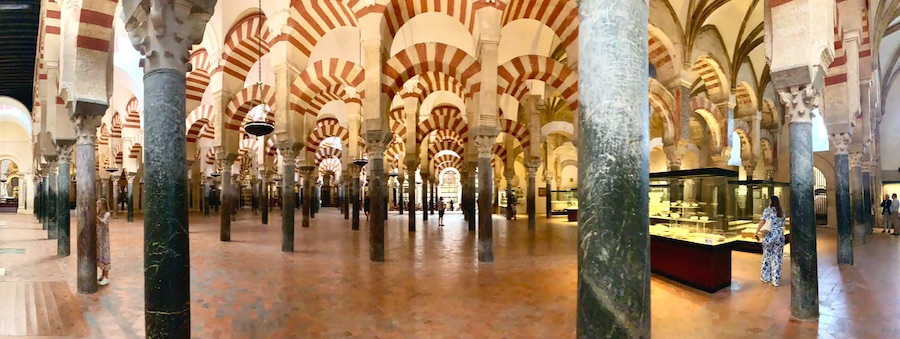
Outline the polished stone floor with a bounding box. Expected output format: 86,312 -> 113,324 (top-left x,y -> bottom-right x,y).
0,208 -> 896,338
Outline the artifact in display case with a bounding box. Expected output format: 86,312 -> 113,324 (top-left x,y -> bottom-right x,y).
649,168 -> 739,245
549,189 -> 578,215
729,180 -> 792,253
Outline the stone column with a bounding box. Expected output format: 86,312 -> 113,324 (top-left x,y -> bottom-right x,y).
576,0 -> 650,336
850,152 -> 865,244
525,161 -> 538,230
260,174 -> 268,225
475,135 -> 496,262
57,145 -> 74,256
421,174 -> 428,221
862,161 -> 873,235
47,160 -> 58,239
830,133 -> 853,265
250,177 -> 259,215
300,166 -> 315,228
466,164 -> 477,231
35,176 -> 42,223
545,175 -> 552,218
779,85 -> 819,320
111,174 -> 120,219
407,161 -> 417,232
351,169 -> 361,231
126,173 -> 136,222
430,178 -> 436,215
123,2 -> 214,335
343,173 -> 350,220
504,172 -> 514,220
230,174 -> 239,221
72,112 -> 103,295
218,160 -> 234,241
280,148 -> 298,251
365,132 -> 390,262
397,174 -> 405,215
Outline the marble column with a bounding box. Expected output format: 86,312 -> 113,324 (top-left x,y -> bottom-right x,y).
830,134 -> 852,265
397,175 -> 405,215
42,175 -> 50,230
343,174 -> 350,220
111,174 -> 120,219
862,164 -> 873,235
460,167 -> 469,221
230,174 -> 239,221
126,173 -> 136,222
526,162 -> 538,230
466,165 -> 477,232
281,149 -> 298,250
351,170 -> 361,231
260,175 -> 268,225
421,175 -> 428,221
250,177 -> 259,215
850,152 -> 865,244
780,85 -> 819,320
366,133 -> 390,262
430,179 -> 436,215
202,180 -> 210,219
576,0 -> 650,336
407,162 -> 416,232
300,166 -> 314,228
475,135 -> 495,262
545,176 -> 552,218
72,112 -> 102,295
218,161 -> 234,241
57,145 -> 73,256
34,178 -> 41,222
47,161 -> 58,240
123,3 -> 214,335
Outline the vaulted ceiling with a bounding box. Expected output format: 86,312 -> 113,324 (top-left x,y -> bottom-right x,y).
0,0 -> 39,110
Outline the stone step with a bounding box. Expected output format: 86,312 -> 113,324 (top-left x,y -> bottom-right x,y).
0,281 -> 87,336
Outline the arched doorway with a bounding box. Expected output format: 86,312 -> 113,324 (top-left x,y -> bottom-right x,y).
439,168 -> 461,211
814,167 -> 828,225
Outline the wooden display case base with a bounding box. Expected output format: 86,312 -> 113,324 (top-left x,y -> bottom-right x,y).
731,233 -> 792,254
651,235 -> 732,293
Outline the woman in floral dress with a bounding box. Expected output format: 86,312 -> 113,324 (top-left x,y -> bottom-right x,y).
754,196 -> 786,287
96,198 -> 111,286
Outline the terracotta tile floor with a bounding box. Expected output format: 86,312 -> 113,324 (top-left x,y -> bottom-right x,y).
0,208 -> 897,338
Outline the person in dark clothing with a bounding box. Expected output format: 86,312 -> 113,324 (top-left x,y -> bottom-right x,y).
882,194 -> 893,233
363,195 -> 371,219
449,199 -> 454,211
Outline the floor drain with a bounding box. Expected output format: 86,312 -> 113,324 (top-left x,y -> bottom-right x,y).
0,248 -> 25,254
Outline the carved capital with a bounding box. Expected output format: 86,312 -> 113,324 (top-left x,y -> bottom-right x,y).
126,172 -> 137,184
299,165 -> 316,177
121,0 -> 215,73
474,135 -> 495,158
764,166 -> 775,180
73,114 -> 102,146
778,85 -> 818,124
849,152 -> 863,168
278,147 -> 298,164
828,133 -> 851,155
663,142 -> 687,170
216,159 -> 234,171
56,144 -> 74,164
363,130 -> 392,159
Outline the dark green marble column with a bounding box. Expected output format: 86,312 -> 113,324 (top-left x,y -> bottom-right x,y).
35,179 -> 41,222
126,174 -> 135,222
57,146 -> 73,257
282,151 -> 298,252
830,134 -> 852,265
862,168 -> 873,234
47,161 -> 58,240
300,166 -> 314,228
261,177 -> 268,225
783,87 -> 819,321
72,108 -> 103,295
407,164 -> 416,232
366,134 -> 389,262
576,0 -> 650,336
219,164 -> 233,241
545,178 -> 552,218
422,176 -> 428,221
42,176 -> 49,230
850,153 -> 865,244
526,165 -> 537,230
475,138 -> 495,263
351,173 -> 361,231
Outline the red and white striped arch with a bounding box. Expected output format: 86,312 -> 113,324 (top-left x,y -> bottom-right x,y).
499,55 -> 578,111
224,84 -> 276,131
306,118 -> 350,152
187,48 -> 213,111
128,144 -> 143,159
734,82 -> 757,112
307,84 -> 361,116
291,59 -> 365,116
648,26 -> 678,82
379,0 -> 475,46
98,123 -> 109,146
219,13 -> 274,86
428,139 -> 464,158
124,97 -> 141,130
493,143 -> 507,162
71,0 -> 116,64
432,129 -> 464,145
389,107 -> 406,137
186,105 -> 216,143
432,154 -> 462,172
690,96 -> 725,150
692,56 -> 729,102
316,146 -> 342,164
501,0 -> 578,54
110,113 -> 122,139
414,71 -> 468,102
384,139 -> 405,161
286,1 -> 358,57
648,78 -> 677,144
205,148 -> 216,166
500,118 -> 531,149
115,150 -> 123,166
382,43 -> 481,102
318,157 -> 342,177
416,105 -> 468,144
239,138 -> 258,156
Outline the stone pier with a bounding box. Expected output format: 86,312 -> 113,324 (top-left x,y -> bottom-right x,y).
351,170 -> 361,231
218,160 -> 233,241
281,148 -> 297,251
476,135 -> 496,263
526,162 -> 538,230
576,0 -> 650,336
366,133 -> 389,262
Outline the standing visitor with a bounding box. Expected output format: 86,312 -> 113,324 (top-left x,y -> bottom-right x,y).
363,194 -> 371,219
881,194 -> 892,233
96,198 -> 112,286
755,196 -> 786,287
438,197 -> 445,227
509,193 -> 518,220
891,194 -> 900,236
449,199 -> 454,211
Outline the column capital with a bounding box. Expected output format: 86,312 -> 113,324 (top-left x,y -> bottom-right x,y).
828,132 -> 852,155
849,152 -> 863,168
73,114 -> 102,146
298,165 -> 316,177
216,158 -> 234,170
363,130 -> 392,159
126,172 -> 137,183
663,141 -> 688,170
474,135 -> 495,159
764,165 -> 775,180
278,146 -> 299,163
778,85 -> 819,124
121,0 -> 215,73
56,143 -> 75,164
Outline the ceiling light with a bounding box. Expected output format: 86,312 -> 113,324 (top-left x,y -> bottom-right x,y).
0,4 -> 30,10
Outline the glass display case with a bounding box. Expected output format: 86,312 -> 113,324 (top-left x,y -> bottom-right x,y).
549,189 -> 578,215
649,168 -> 739,245
729,180 -> 792,253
